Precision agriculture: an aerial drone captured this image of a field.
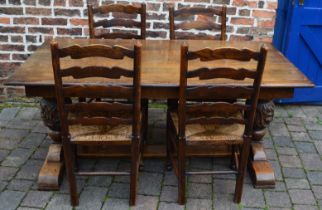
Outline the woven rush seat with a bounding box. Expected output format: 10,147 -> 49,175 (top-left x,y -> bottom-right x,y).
67,112 -> 133,145
69,123 -> 132,145
169,111 -> 245,144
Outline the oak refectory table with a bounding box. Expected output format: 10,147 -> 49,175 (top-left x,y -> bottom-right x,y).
5,38 -> 313,191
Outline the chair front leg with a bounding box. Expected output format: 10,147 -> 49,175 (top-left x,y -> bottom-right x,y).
72,144 -> 79,172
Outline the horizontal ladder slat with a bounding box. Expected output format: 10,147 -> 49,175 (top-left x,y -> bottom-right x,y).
60,66 -> 133,79
177,33 -> 216,40
63,85 -> 133,98
65,102 -> 132,113
186,170 -> 238,175
187,67 -> 256,80
58,44 -> 134,59
187,48 -> 260,61
186,102 -> 249,115
176,20 -> 221,31
75,171 -> 130,176
94,19 -> 141,28
186,86 -> 253,100
95,32 -> 140,39
93,4 -> 142,14
174,7 -> 222,17
68,116 -> 132,126
186,116 -> 245,125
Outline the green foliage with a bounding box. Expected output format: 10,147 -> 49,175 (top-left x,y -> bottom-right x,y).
0,97 -> 39,111
149,102 -> 167,109
287,111 -> 294,118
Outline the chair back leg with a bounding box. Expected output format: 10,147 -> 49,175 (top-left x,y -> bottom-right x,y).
178,139 -> 186,204
62,138 -> 79,206
166,111 -> 172,170
130,139 -> 140,205
234,137 -> 251,203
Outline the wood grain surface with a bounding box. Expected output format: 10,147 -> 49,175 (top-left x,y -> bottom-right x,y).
7,39 -> 312,88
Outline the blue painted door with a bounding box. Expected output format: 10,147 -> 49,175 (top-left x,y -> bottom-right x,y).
273,0 -> 292,50
273,0 -> 322,103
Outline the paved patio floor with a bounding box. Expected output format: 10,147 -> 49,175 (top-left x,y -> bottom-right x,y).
0,105 -> 322,210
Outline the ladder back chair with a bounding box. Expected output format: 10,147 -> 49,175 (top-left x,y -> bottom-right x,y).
87,3 -> 148,146
169,5 -> 227,40
88,3 -> 146,39
166,44 -> 268,204
51,41 -> 144,206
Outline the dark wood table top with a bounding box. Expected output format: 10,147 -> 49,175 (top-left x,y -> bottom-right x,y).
6,38 -> 313,99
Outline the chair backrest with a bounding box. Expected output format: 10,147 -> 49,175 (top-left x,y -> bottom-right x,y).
88,3 -> 146,39
178,44 -> 267,138
169,6 -> 226,40
51,41 -> 142,140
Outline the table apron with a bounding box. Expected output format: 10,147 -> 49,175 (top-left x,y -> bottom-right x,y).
25,85 -> 294,100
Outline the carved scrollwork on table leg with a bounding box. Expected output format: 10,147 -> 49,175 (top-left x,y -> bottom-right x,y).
40,98 -> 61,132
40,98 -> 71,142
38,98 -> 64,190
249,100 -> 276,188
253,100 -> 275,141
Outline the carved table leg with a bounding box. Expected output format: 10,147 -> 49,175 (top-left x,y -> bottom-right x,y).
38,98 -> 64,190
248,100 -> 276,188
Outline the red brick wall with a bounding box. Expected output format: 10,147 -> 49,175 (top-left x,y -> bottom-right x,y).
0,0 -> 277,99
